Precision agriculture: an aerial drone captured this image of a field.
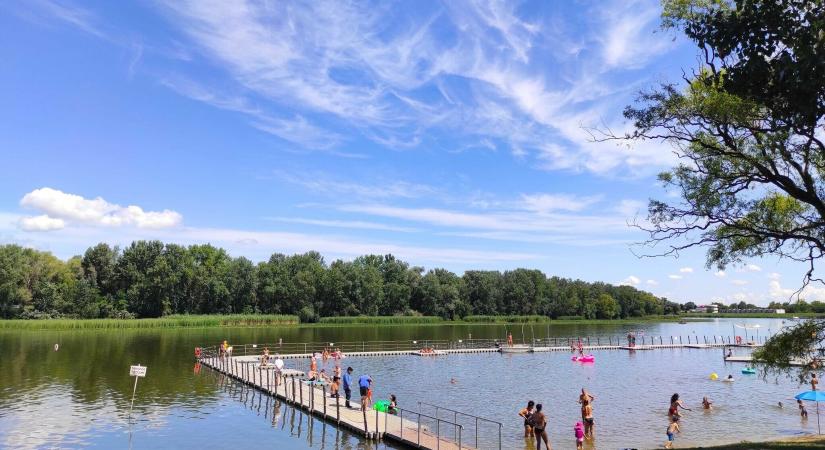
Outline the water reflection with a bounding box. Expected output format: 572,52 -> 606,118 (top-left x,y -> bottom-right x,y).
0,318 -> 810,449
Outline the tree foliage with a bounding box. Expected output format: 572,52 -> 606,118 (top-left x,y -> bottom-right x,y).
0,242 -> 671,320
617,0 -> 825,288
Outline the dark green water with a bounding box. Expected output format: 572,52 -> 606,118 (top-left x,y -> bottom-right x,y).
0,319 -> 809,449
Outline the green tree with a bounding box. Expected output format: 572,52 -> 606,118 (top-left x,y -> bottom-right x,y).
595,293 -> 619,319
622,0 -> 825,376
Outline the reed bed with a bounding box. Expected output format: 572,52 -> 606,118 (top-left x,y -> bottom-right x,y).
0,314 -> 299,330
317,316 -> 443,325
462,315 -> 552,323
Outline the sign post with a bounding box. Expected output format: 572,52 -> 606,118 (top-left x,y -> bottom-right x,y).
128,364 -> 147,422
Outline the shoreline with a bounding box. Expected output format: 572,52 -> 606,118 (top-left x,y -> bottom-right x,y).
681,434 -> 825,449
0,313 -> 814,331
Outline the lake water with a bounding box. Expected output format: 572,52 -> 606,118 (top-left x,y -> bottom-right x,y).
0,318 -> 814,449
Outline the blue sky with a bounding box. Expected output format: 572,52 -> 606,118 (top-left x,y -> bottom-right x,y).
0,0 -> 817,305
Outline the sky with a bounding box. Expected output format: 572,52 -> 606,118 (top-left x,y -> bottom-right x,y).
0,0 -> 819,306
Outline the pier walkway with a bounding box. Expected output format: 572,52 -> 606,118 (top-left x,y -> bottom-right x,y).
199,352 -> 491,449
196,334 -> 767,449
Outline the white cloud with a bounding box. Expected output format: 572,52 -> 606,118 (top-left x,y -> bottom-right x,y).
714,270 -> 726,278
599,0 -> 671,68
619,275 -> 640,286
731,279 -> 748,286
668,274 -> 683,280
17,215 -> 65,232
745,264 -> 762,272
679,267 -> 693,273
646,279 -> 658,286
19,187 -> 182,230
273,171 -> 438,200
519,193 -> 602,213
768,272 -> 781,280
267,217 -> 418,233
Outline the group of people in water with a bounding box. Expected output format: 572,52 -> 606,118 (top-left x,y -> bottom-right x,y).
518,388 -> 595,450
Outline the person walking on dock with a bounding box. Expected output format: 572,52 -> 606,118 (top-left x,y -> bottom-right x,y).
812,373 -> 819,391
358,373 -> 373,411
343,367 -> 353,408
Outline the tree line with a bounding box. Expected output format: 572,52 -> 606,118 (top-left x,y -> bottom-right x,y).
0,241 -> 679,320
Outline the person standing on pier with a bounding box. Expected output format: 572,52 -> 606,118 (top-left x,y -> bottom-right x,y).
812,373 -> 819,391
507,332 -> 513,347
358,373 -> 373,411
343,367 -> 353,408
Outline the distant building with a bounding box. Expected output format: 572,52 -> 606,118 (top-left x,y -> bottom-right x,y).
689,304 -> 719,313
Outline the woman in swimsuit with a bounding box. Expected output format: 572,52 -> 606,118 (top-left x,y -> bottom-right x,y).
531,403 -> 550,450
518,400 -> 535,437
669,393 -> 691,420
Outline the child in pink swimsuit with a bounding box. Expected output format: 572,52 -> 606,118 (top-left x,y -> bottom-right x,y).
574,421 -> 585,449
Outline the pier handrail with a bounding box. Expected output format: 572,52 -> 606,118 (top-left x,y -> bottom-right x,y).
392,405 -> 463,449
417,401 -> 502,450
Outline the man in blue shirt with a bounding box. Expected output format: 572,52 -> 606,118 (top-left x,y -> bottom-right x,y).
342,367 -> 353,408
358,374 -> 373,411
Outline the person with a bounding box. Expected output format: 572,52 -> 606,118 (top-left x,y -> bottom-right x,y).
318,368 -> 330,383
702,396 -> 713,410
578,389 -> 595,407
519,400 -> 535,438
388,394 -> 398,414
310,355 -> 317,373
778,401 -> 783,408
531,403 -> 550,450
507,332 -> 513,347
330,375 -> 340,399
358,373 -> 373,411
574,421 -> 585,450
577,340 -> 583,356
813,373 -> 819,391
260,347 -> 270,368
322,348 -> 330,365
725,374 -> 735,382
799,399 -> 809,418
334,365 -> 341,379
665,417 -> 681,449
583,402 -> 594,438
343,367 -> 353,408
669,394 -> 691,420
726,348 -> 733,358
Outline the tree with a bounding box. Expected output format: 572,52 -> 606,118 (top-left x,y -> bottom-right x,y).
595,293 -> 619,319
619,0 -> 825,375
618,0 -> 825,286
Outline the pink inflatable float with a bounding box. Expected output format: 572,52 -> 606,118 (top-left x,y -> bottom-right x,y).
571,354 -> 595,362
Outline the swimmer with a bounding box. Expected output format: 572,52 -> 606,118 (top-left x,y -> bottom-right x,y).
583,402 -> 594,438
519,400 -> 535,438
799,399 -> 809,418
724,374 -> 735,382
702,396 -> 713,410
669,394 -> 691,420
778,401 -> 783,408
531,404 -> 550,450
665,417 -> 681,449
450,378 -> 457,384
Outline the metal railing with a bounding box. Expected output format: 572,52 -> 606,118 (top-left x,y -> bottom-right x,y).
196,334 -> 770,360
391,405 -> 463,450
418,401 -> 502,450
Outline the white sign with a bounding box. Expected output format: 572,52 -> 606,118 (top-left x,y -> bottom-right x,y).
130,365 -> 147,377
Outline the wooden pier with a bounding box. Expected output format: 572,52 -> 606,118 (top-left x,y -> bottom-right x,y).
196,334 -> 769,449
200,353 -> 484,449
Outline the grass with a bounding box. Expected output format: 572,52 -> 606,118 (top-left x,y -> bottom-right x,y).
681,435 -> 825,449
317,316 -> 443,325
0,314 -> 299,330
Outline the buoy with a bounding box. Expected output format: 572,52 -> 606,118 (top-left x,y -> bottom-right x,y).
54,343 -> 59,351
709,373 -> 718,380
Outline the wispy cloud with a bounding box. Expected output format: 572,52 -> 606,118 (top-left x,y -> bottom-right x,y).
272,171 -> 439,200
266,217 -> 419,233
152,0 -> 681,173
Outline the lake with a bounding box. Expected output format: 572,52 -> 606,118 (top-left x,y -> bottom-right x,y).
0,318 -> 814,449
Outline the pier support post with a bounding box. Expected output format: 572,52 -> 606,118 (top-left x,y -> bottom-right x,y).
323,385 -> 327,416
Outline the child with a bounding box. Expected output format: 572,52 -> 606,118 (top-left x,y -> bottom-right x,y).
388,394 -> 398,414
574,421 -> 585,450
330,376 -> 340,398
702,396 -> 713,410
813,373 -> 819,391
799,399 -> 809,418
665,417 -> 681,449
